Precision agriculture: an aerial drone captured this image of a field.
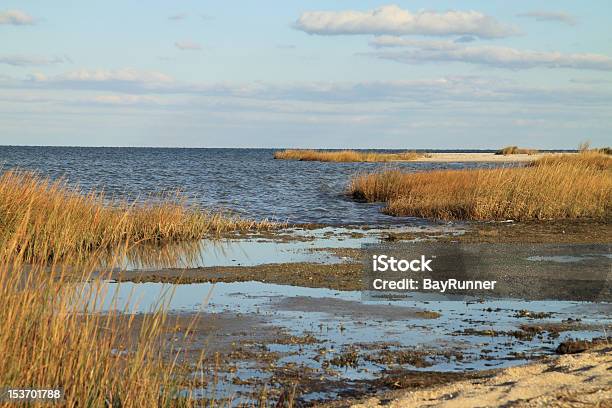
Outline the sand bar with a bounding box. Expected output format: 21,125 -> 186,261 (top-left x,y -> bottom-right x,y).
410,152 -> 553,163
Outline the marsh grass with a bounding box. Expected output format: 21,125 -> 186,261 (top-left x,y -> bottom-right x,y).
0,171 -> 279,264
273,149 -> 423,162
348,152 -> 611,221
531,151 -> 611,170
0,174 -> 290,407
495,146 -> 538,155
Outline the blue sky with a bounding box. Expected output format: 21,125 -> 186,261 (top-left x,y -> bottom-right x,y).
1,1 -> 611,148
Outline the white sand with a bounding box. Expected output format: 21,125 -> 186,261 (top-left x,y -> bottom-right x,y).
350,346 -> 611,408
410,153 -> 549,163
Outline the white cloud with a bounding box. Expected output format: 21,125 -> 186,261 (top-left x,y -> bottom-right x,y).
0,55 -> 66,66
366,38 -> 612,71
0,9 -> 34,25
517,11 -> 577,26
174,41 -> 202,51
48,69 -> 173,83
294,5 -> 519,38
27,69 -> 174,93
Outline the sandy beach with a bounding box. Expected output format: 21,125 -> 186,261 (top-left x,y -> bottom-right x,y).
347,345 -> 611,408
412,153 -> 552,163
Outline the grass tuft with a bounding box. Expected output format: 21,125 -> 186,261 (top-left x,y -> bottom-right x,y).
274,149 -> 423,162
495,146 -> 538,155
348,152 -> 611,221
596,147 -> 612,155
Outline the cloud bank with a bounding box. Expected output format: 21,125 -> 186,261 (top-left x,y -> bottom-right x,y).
294,5 -> 519,39
3,69 -> 611,148
367,37 -> 612,71
5,69 -> 610,108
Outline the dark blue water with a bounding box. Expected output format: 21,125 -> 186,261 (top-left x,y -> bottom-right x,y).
0,146 -> 499,224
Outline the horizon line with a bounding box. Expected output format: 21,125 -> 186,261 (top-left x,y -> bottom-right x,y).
0,144 -> 580,151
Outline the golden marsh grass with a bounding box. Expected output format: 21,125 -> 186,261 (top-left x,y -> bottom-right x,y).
348,152 -> 612,221
274,149 -> 423,162
532,151 -> 611,170
0,171 -> 279,264
0,172 -> 287,406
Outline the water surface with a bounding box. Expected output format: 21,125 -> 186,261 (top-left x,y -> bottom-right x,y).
0,146 -> 503,224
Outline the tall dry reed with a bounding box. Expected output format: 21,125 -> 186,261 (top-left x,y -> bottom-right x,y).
274,149 -> 422,162
0,172 -> 289,406
0,212 -> 209,406
0,171 -> 278,264
348,153 -> 611,220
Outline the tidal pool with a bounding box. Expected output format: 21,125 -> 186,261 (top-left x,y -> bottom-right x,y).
93,279 -> 610,404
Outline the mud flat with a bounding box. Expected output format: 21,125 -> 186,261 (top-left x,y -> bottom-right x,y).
114,220 -> 610,292
105,222 -> 609,404
341,345 -> 611,408
115,262 -> 364,290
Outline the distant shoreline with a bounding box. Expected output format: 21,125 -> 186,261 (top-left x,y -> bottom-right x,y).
408,152 -> 552,162
274,150 -> 562,163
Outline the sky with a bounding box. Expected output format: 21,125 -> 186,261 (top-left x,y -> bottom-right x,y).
1,1 -> 611,148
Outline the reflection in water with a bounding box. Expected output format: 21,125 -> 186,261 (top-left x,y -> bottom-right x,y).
120,240 -> 208,270
115,225 -> 466,271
